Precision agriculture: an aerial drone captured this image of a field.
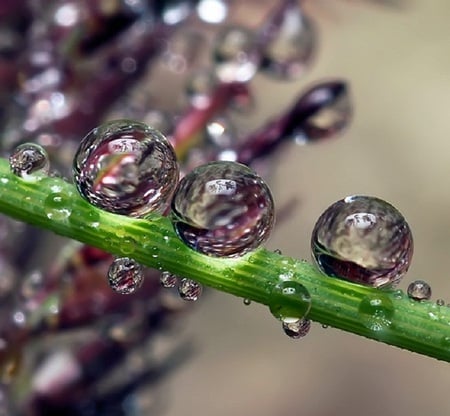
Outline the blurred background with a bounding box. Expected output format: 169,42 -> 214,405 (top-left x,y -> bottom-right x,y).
163,1 -> 450,415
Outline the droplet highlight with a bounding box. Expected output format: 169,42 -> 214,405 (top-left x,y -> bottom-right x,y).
311,195 -> 413,288
107,257 -> 144,295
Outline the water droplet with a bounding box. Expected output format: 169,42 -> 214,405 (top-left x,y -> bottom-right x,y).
205,116 -> 237,149
292,80 -> 352,143
160,271 -> 178,288
259,4 -> 316,80
9,143 -> 49,178
178,278 -> 202,301
282,318 -> 311,339
69,207 -> 100,228
273,249 -> 282,255
171,161 -> 275,257
44,190 -> 72,220
321,324 -> 329,329
269,280 -> 311,321
107,257 -> 144,295
437,298 -> 445,307
311,195 -> 413,288
196,0 -> 228,24
213,26 -> 259,83
185,70 -> 218,109
407,280 -> 432,301
243,298 -> 251,306
358,294 -> 394,332
73,120 -> 179,217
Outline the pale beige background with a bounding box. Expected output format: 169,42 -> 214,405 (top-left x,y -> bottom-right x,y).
164,2 -> 450,415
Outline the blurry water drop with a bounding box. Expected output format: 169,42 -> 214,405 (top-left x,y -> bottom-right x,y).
9,143 -> 49,178
213,26 -> 259,83
0,345 -> 22,384
185,70 -> 218,109
171,161 -> 275,257
156,0 -> 192,25
142,110 -> 173,136
282,318 -> 311,339
321,324 -> 329,329
273,249 -> 282,255
107,257 -> 144,295
160,271 -> 179,288
311,195 -> 413,288
196,0 -> 228,24
205,116 -> 237,149
243,298 -> 251,306
269,280 -> 311,321
407,280 -> 432,301
73,120 -> 179,217
20,270 -> 44,300
358,294 -> 394,332
436,299 -> 445,307
178,278 -> 202,301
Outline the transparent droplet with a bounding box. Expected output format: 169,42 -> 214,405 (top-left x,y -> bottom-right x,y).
293,81 -> 352,143
171,161 -> 275,257
9,143 -> 49,178
243,298 -> 252,306
205,116 -> 237,149
44,188 -> 73,221
178,278 -> 202,301
160,271 -> 179,288
260,5 -> 316,80
273,249 -> 282,255
311,195 -> 413,288
358,294 -> 394,332
269,280 -> 311,321
107,257 -> 144,295
73,120 -> 179,217
196,0 -> 228,24
155,0 -> 192,25
185,70 -> 218,109
213,26 -> 259,83
282,318 -> 311,339
436,299 -> 445,307
407,280 -> 432,301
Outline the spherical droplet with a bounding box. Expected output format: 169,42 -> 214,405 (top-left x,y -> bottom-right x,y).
160,271 -> 179,288
107,257 -> 144,295
185,70 -> 218,109
358,293 -> 394,332
178,278 -> 202,301
311,195 -> 413,288
213,26 -> 259,83
171,161 -> 275,257
282,318 -> 311,339
243,298 -> 252,306
269,280 -> 311,321
407,280 -> 432,301
73,120 -> 179,217
9,143 -> 49,178
196,0 -> 228,24
44,186 -> 73,221
436,299 -> 445,307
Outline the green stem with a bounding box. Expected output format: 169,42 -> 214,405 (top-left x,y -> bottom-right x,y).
0,157 -> 449,361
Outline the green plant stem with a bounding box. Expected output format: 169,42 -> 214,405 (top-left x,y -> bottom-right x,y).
0,157 -> 449,362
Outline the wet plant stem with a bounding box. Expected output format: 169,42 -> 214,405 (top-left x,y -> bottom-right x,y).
0,157 -> 449,362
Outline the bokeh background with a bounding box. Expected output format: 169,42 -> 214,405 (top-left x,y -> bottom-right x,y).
163,1 -> 450,415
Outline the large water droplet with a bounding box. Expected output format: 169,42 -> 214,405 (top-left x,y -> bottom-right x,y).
107,257 -> 144,295
311,195 -> 413,288
171,161 -> 275,257
178,278 -> 202,301
269,280 -> 311,321
358,294 -> 394,332
73,120 -> 179,217
282,318 -> 311,339
259,3 -> 316,80
407,280 -> 432,301
9,143 -> 49,179
213,26 -> 259,83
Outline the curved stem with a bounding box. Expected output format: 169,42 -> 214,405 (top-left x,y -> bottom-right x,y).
0,157 -> 449,362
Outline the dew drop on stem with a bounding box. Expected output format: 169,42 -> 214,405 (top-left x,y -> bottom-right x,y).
269,280 -> 311,322
407,280 -> 432,301
107,257 -> 144,295
282,318 -> 311,339
178,278 -> 202,301
9,142 -> 50,179
160,271 -> 179,288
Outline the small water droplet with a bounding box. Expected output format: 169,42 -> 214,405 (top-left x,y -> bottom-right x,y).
185,69 -> 218,109
9,143 -> 49,178
196,0 -> 228,24
273,249 -> 282,255
321,324 -> 329,329
205,116 -> 237,149
107,257 -> 144,295
282,318 -> 311,339
73,120 -> 179,217
44,189 -> 73,220
160,271 -> 178,288
243,298 -> 251,306
269,280 -> 311,321
213,26 -> 259,83
437,298 -> 445,307
178,278 -> 202,301
358,294 -> 394,332
311,195 -> 413,288
407,280 -> 432,301
69,208 -> 100,228
171,161 -> 275,257
392,289 -> 404,300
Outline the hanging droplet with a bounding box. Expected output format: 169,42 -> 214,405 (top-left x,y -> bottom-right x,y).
259,3 -> 316,80
269,281 -> 311,321
171,161 -> 275,257
407,280 -> 432,301
282,318 -> 311,339
160,271 -> 179,288
213,26 -> 259,83
73,120 -> 179,217
178,278 -> 202,301
311,195 -> 413,288
9,143 -> 49,178
107,257 -> 144,295
243,298 -> 252,306
291,80 -> 352,143
358,293 -> 394,332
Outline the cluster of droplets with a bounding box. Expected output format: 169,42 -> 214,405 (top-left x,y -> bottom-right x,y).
160,271 -> 203,301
